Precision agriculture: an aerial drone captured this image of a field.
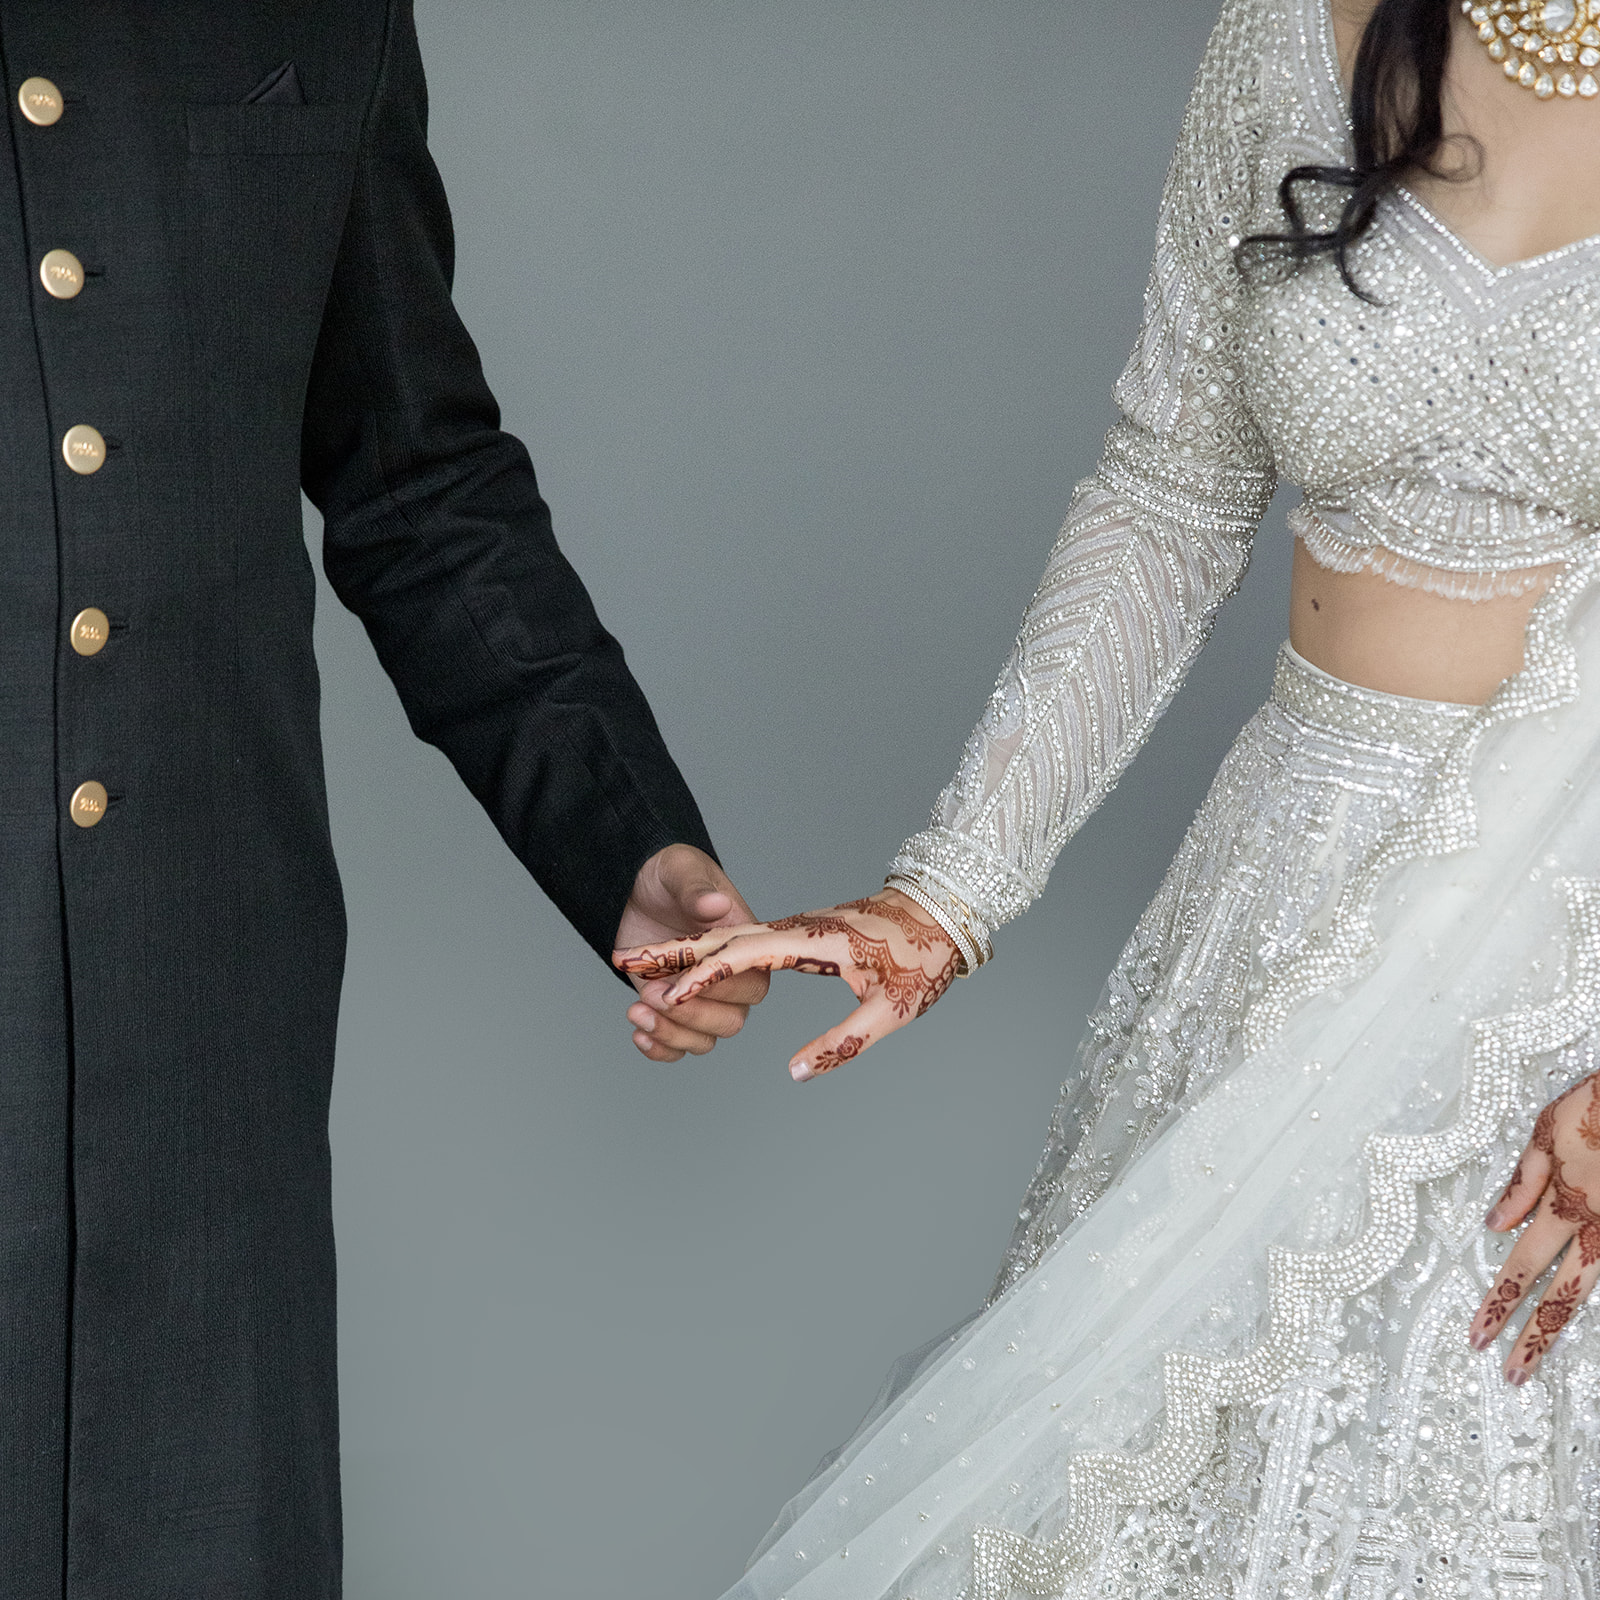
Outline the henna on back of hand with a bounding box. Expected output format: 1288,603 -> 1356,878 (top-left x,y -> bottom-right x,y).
838,898 -> 946,952
916,947 -> 962,1018
1549,1168 -> 1600,1267
1580,1078 -> 1600,1151
766,912 -> 952,1019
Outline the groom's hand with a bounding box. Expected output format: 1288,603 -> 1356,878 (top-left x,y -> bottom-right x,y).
613,844 -> 769,1062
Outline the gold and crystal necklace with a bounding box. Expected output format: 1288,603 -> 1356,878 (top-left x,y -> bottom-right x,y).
1463,1 -> 1600,98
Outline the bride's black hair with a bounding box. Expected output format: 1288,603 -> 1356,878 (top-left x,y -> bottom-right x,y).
1239,0 -> 1461,298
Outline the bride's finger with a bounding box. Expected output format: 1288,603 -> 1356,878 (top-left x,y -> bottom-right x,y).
789,997 -> 897,1083
1471,1193 -> 1569,1350
1485,1144 -> 1554,1231
662,930 -> 845,1005
1504,1243 -> 1600,1384
612,928 -> 748,980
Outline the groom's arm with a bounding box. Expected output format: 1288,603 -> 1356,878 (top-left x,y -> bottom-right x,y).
300,0 -> 717,971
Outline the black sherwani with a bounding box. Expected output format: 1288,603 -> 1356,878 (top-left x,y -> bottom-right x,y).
0,3 -> 715,1594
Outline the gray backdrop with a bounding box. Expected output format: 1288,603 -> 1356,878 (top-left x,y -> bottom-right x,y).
312,3 -> 1296,1595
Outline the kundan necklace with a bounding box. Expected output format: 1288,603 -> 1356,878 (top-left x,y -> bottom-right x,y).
1463,0 -> 1600,98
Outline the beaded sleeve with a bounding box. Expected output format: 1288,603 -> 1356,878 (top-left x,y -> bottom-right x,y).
888,1 -> 1278,958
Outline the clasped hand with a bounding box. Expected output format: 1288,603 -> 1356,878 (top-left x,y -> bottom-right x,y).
613,845 -> 769,1062
1470,1070 -> 1600,1382
615,888 -> 961,1080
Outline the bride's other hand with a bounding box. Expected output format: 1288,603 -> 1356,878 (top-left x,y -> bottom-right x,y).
612,889 -> 961,1082
1470,1072 -> 1600,1383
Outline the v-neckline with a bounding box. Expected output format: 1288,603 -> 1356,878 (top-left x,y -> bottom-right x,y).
1310,0 -> 1600,279
1394,182 -> 1600,280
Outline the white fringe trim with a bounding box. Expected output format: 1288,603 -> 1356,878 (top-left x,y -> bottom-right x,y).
1296,517 -> 1565,603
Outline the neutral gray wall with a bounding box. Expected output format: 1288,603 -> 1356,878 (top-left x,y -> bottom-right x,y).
314,3 -> 1295,1595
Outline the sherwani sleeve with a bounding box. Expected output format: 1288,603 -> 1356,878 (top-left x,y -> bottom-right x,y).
299,0 -> 716,966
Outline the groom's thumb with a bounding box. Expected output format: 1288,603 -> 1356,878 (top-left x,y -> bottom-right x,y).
656,844 -> 734,927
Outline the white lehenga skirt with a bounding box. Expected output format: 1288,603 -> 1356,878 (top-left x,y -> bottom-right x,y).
727,573 -> 1600,1600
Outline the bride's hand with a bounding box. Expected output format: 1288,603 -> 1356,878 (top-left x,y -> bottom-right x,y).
612,889 -> 961,1081
1470,1071 -> 1600,1383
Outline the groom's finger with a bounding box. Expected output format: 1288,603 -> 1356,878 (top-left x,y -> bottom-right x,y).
630,989 -> 750,1042
632,1029 -> 688,1063
629,1005 -> 731,1058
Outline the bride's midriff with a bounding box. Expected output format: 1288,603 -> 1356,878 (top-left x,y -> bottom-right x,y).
1288,538 -> 1561,707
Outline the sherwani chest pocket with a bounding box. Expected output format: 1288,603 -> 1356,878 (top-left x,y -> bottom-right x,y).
185,103 -> 363,157
182,104 -> 364,412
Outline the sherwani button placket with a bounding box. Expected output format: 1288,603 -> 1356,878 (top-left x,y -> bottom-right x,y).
38,139 -> 116,823
61,405 -> 110,810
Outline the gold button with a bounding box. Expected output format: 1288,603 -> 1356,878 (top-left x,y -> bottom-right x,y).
69,780 -> 107,829
62,424 -> 106,475
40,248 -> 84,299
18,77 -> 63,127
69,606 -> 109,656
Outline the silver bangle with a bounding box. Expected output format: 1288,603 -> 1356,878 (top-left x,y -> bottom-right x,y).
883,874 -> 993,974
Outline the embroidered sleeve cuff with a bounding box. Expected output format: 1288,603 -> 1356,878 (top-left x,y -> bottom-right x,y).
888,827 -> 1040,963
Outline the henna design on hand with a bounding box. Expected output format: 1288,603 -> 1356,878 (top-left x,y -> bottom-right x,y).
1520,1273 -> 1585,1365
767,912 -> 862,940
1521,1073 -> 1600,1266
812,1035 -> 867,1076
1533,1096 -> 1561,1155
779,955 -> 843,978
916,946 -> 962,1018
838,898 -> 946,953
616,939 -> 715,978
1482,1074 -> 1600,1367
1580,1078 -> 1600,1151
765,912 -> 952,1018
1477,1274 -> 1525,1337
1549,1168 -> 1600,1267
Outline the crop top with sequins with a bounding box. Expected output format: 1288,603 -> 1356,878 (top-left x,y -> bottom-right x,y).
887,0 -> 1600,955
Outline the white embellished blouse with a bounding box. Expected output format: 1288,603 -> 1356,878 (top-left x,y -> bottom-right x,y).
888,0 -> 1600,956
